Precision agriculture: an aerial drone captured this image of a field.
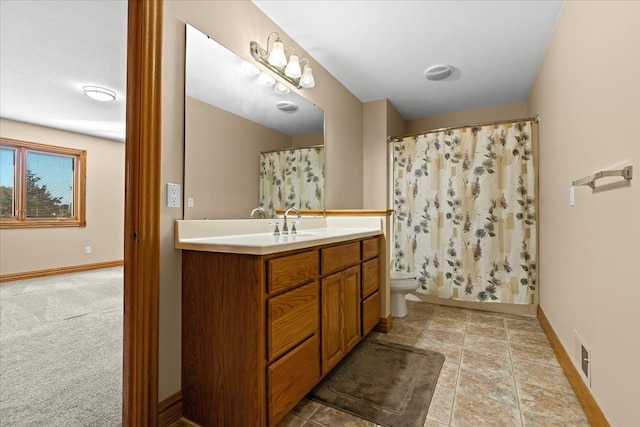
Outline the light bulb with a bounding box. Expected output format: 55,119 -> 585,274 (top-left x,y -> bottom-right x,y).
299,65 -> 315,88
284,54 -> 301,78
268,39 -> 287,67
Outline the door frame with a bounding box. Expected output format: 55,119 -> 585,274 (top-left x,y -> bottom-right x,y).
123,0 -> 162,425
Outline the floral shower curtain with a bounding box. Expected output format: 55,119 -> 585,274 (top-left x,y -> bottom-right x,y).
392,121 -> 536,304
259,146 -> 324,217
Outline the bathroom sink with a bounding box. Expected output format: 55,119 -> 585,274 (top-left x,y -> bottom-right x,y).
290,230 -> 326,236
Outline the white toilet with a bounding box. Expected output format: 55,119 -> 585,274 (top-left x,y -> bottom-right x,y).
390,271 -> 418,318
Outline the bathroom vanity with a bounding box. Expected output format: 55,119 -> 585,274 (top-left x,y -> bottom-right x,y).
176,220 -> 383,426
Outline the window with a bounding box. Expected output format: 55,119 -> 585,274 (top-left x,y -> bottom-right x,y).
0,138 -> 86,228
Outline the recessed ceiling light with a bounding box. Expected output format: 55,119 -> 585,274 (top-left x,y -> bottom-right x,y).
83,85 -> 116,102
276,101 -> 298,112
424,64 -> 454,81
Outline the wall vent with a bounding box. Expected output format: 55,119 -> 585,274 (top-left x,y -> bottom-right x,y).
574,330 -> 591,387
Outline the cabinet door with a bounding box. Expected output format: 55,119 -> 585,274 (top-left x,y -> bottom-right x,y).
321,272 -> 343,375
342,265 -> 361,353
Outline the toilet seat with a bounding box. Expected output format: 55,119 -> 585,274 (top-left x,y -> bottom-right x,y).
390,271 -> 416,280
390,278 -> 418,292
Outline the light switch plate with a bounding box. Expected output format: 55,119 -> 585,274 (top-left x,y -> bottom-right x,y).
187,197 -> 194,208
167,183 -> 180,208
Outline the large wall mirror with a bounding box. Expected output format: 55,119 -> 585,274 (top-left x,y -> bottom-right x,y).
184,24 -> 325,219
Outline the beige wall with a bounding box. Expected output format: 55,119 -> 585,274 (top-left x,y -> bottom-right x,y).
362,100 -> 387,209
0,119 -> 124,275
292,132 -> 323,148
528,1 -> 640,425
184,96 -> 290,219
160,0 -> 364,399
362,99 -> 406,210
405,101 -> 528,134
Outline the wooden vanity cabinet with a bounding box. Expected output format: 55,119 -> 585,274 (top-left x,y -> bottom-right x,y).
182,234 -> 382,427
361,237 -> 382,336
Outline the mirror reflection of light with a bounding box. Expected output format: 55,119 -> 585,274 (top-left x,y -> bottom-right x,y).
273,82 -> 290,95
258,72 -> 276,86
240,62 -> 260,77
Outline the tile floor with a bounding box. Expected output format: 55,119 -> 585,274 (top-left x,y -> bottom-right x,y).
276,300 -> 589,427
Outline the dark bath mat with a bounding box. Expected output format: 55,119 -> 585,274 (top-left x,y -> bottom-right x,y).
309,336 -> 445,427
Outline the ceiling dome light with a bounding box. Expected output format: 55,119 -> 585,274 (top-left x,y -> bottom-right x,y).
83,85 -> 116,102
276,101 -> 298,112
424,64 -> 454,81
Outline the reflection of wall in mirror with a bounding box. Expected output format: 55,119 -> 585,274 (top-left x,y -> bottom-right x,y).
184,96 -> 322,219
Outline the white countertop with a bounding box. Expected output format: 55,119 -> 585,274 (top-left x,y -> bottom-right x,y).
175,218 -> 383,255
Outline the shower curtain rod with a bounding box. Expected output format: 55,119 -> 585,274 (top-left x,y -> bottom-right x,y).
259,144 -> 324,155
387,114 -> 540,142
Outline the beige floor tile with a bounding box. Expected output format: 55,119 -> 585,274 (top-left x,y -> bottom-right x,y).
451,392 -> 522,427
426,382 -> 455,425
309,405 -> 377,427
467,310 -> 505,327
517,381 -> 588,425
385,321 -> 425,340
291,398 -> 322,419
427,316 -> 467,333
520,409 -> 590,427
460,347 -> 512,376
423,419 -> 448,427
456,367 -> 518,406
505,316 -> 545,335
463,333 -> 510,356
435,305 -> 470,321
465,322 -> 508,340
508,330 -> 559,366
422,328 -> 466,347
276,413 -> 307,427
512,358 -> 572,393
418,338 -> 463,362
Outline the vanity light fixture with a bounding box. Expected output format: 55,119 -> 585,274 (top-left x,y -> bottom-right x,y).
250,32 -> 315,89
82,85 -> 116,102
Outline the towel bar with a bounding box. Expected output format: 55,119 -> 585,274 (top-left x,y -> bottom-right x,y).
572,166 -> 633,189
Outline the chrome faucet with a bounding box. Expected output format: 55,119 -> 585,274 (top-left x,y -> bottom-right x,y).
282,207 -> 300,235
249,206 -> 265,219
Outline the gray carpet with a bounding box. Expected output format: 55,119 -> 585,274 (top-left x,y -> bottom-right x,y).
0,267 -> 123,426
309,336 -> 445,427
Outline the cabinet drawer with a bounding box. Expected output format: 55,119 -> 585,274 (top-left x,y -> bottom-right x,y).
362,290 -> 381,336
267,282 -> 319,361
361,258 -> 380,299
321,241 -> 360,275
268,334 -> 321,427
268,250 -> 318,294
362,236 -> 381,260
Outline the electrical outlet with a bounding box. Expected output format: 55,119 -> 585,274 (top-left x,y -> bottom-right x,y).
167,183 -> 180,208
85,246 -> 91,254
187,197 -> 194,208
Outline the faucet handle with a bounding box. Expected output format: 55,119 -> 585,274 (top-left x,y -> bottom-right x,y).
268,221 -> 280,236
291,221 -> 299,234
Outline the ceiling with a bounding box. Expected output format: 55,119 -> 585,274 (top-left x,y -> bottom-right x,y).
252,0 -> 564,120
0,1 -> 127,142
0,1 -> 563,143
